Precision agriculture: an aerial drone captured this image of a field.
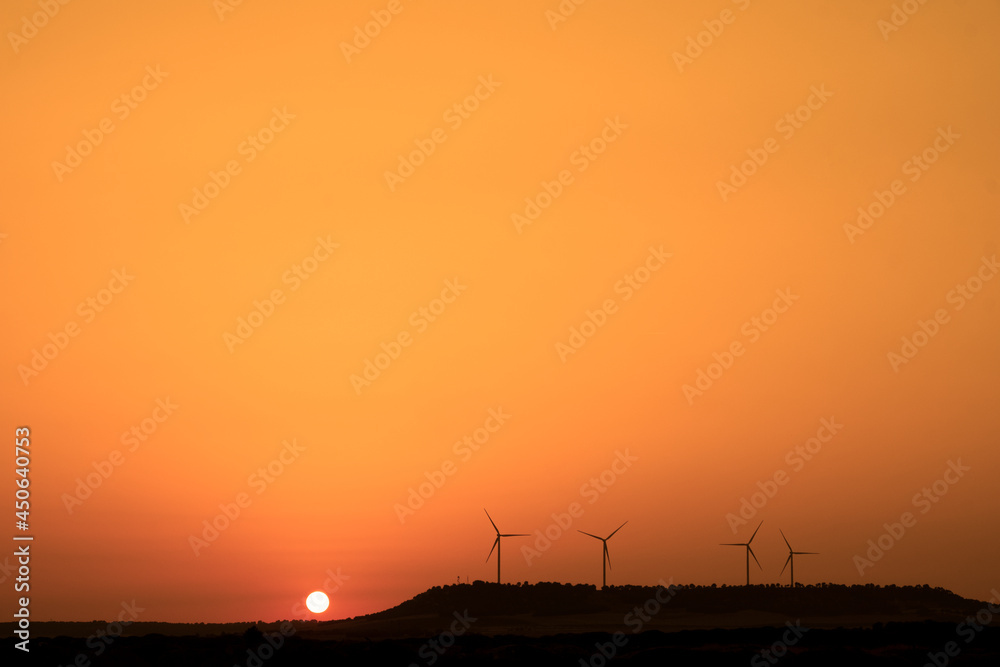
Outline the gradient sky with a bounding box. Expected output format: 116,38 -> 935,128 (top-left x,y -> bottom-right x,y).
2,0 -> 999,623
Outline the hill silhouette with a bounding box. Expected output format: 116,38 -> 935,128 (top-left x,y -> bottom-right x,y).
7,582 -> 998,665
357,581 -> 987,629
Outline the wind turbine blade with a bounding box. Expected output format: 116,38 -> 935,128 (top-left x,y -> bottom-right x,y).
795,552 -> 819,555
719,543 -> 744,547
749,521 -> 763,544
579,531 -> 603,541
604,543 -> 612,571
748,546 -> 762,570
780,553 -> 792,576
486,537 -> 499,563
779,529 -> 792,552
500,534 -> 529,537
484,509 -> 499,534
607,521 -> 628,540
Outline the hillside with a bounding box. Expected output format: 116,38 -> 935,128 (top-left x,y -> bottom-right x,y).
7,582 -> 991,641
365,580 -> 984,623
6,583 -> 999,665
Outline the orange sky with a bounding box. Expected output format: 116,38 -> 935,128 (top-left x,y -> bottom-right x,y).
2,0 -> 999,623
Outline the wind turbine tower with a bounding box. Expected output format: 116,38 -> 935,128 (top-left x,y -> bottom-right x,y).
578,521 -> 628,589
780,530 -> 818,587
485,509 -> 528,584
720,520 -> 764,585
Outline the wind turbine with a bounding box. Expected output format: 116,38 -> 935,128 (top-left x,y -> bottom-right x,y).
720,520 -> 763,585
484,510 -> 528,584
779,530 -> 818,587
578,521 -> 627,589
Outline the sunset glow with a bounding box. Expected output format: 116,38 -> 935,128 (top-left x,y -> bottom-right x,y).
2,0 -> 998,624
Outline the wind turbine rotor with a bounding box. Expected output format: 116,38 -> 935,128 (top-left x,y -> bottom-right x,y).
780,553 -> 793,576
748,521 -> 763,544
607,521 -> 628,539
779,529 -> 792,551
484,509 -> 499,534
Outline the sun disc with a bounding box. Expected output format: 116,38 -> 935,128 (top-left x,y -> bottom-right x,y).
305,590 -> 329,613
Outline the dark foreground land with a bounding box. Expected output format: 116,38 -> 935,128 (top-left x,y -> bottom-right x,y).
8,583 -> 1000,666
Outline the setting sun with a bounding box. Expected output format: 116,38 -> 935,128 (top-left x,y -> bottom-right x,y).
305,591 -> 330,615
